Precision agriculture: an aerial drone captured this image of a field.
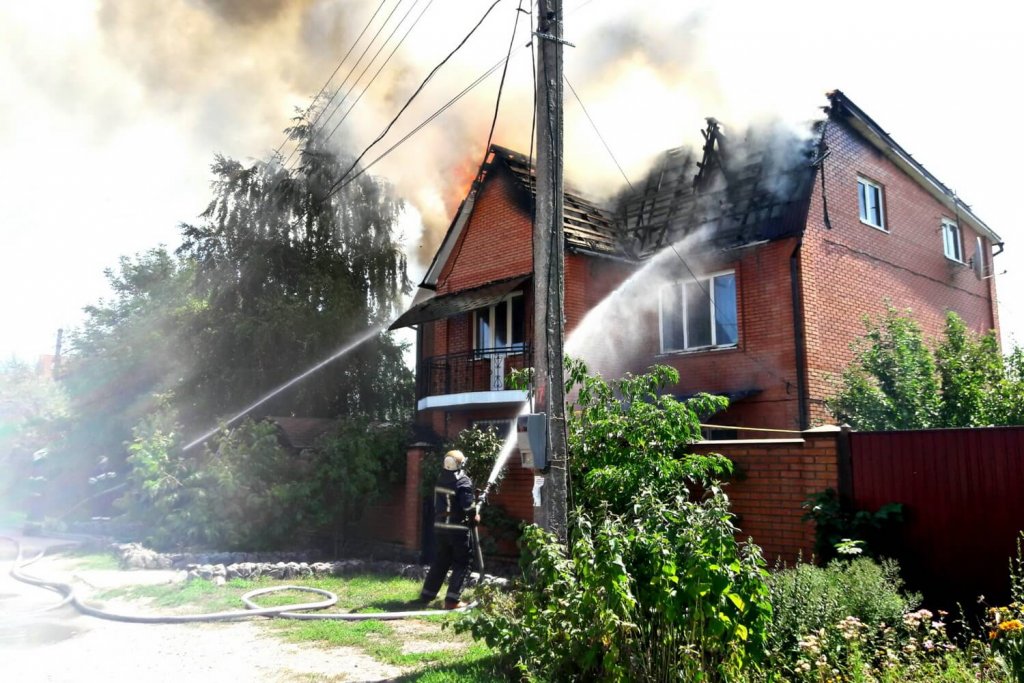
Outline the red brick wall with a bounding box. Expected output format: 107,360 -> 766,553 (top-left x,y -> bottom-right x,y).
692,429 -> 841,564
436,168 -> 533,295
802,119 -> 998,424
382,429 -> 842,563
647,239 -> 805,431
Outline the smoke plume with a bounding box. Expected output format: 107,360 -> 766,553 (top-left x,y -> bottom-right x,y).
93,0 -> 826,269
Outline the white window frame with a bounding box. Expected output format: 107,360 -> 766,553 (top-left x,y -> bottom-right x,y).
857,177 -> 886,231
473,292 -> 525,352
941,218 -> 964,263
658,269 -> 739,353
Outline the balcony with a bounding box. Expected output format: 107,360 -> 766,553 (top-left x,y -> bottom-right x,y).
416,345 -> 531,411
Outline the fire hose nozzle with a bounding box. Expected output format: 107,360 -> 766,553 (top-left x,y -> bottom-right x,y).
478,482 -> 495,509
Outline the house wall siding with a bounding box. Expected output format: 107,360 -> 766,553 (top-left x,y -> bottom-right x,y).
802,119 -> 998,424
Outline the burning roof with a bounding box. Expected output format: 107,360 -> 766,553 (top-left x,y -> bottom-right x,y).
491,145 -> 621,257
614,118 -> 820,258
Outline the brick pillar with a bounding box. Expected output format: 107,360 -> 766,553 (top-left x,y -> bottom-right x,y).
402,444 -> 431,551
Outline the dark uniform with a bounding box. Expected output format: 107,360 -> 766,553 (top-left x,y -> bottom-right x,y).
419,467 -> 476,607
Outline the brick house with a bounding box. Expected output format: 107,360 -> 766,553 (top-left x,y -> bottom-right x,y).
386,89 -> 1003,549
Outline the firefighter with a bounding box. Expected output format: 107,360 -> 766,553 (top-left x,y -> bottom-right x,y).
416,449 -> 479,609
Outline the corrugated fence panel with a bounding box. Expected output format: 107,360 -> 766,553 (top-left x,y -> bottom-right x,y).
850,426 -> 1024,606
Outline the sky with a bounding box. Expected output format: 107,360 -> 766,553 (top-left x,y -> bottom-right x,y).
1,0 -> 1021,365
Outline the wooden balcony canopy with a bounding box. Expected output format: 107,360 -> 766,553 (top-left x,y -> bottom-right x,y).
389,275 -> 529,330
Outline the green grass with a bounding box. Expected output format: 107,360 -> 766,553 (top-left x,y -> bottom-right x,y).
93,572 -> 496,678
391,647 -> 508,682
97,578 -> 244,612
61,548 -> 121,571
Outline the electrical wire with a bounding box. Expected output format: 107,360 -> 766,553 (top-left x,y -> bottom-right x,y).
281,0 -> 410,169
325,0 -> 506,199
326,53 -> 513,197
564,75 -> 633,194
476,0 -> 526,175
319,0 -> 434,160
313,0 -> 597,201
272,0 -> 389,164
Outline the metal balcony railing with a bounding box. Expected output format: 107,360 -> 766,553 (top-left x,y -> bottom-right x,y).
417,345 -> 532,399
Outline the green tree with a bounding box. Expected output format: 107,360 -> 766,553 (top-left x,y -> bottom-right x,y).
935,312 -> 1004,427
828,306 -> 941,431
176,118 -> 412,424
53,113 -> 414,526
829,307 -> 1024,430
0,359 -> 68,515
52,248 -> 193,517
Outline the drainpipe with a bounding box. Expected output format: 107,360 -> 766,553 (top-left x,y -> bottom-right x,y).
790,240 -> 810,430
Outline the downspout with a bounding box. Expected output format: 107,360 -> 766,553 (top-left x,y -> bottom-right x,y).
790,240 -> 810,430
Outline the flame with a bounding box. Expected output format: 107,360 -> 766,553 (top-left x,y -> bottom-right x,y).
444,154 -> 482,216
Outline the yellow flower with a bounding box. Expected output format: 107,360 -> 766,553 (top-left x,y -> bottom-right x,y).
998,619 -> 1023,632
990,630 -> 999,641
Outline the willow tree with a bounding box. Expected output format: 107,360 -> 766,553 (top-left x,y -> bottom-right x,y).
176,120 -> 412,423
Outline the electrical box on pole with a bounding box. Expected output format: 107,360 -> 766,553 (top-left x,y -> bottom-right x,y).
517,413 -> 548,469
532,0 -> 568,543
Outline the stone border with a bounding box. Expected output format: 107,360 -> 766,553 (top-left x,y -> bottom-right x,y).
115,543 -> 509,587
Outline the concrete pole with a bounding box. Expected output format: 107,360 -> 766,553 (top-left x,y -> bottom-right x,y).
533,0 -> 568,543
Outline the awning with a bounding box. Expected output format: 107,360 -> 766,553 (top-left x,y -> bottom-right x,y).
389,275 -> 529,330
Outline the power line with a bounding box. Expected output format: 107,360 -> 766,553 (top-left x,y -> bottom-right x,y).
325,0 -> 506,199
274,0 -> 390,164
329,55 -> 515,198
477,0 -> 526,172
313,0 -> 597,200
564,75 -> 633,194
282,0 -> 410,169
320,0 -> 435,158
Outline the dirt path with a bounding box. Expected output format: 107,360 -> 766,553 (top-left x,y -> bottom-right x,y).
0,532 -> 407,682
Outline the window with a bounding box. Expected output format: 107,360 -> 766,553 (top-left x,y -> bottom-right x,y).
660,271 -> 738,352
473,293 -> 525,351
941,219 -> 964,262
857,177 -> 886,230
472,419 -> 513,437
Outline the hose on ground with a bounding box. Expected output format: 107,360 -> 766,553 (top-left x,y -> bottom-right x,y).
3,537 -> 474,623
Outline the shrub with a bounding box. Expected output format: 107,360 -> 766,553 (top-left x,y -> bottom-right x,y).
463,490 -> 771,682
119,413 -> 407,551
984,534 -> 1024,680
802,488 -> 904,562
766,558 -> 919,669
460,362 -> 771,681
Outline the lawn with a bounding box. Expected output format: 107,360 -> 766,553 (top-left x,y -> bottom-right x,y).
93,570 -> 508,681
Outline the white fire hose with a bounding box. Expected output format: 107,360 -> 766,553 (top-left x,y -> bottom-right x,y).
3,537 -> 474,623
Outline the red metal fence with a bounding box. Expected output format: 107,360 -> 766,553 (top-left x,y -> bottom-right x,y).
849,427 -> 1024,606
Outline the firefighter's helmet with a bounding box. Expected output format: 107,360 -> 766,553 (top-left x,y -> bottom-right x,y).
443,450 -> 467,471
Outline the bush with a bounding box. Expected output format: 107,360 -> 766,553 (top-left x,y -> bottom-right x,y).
766,557 -> 919,673
460,362 -> 771,681
119,413 -> 407,551
984,534 -> 1024,679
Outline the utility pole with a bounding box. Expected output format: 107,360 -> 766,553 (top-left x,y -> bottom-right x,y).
533,0 -> 568,543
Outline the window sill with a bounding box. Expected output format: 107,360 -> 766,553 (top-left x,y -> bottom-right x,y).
657,344 -> 739,358
859,219 -> 888,233
944,255 -> 966,266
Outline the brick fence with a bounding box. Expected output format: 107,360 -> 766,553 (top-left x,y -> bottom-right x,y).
691,426 -> 842,564
369,427 -> 844,564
